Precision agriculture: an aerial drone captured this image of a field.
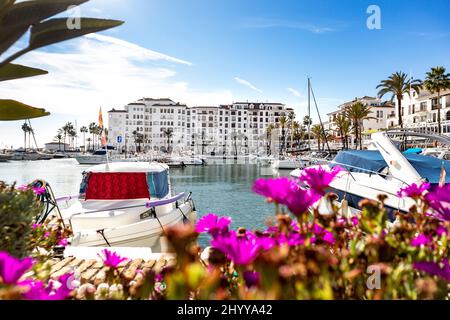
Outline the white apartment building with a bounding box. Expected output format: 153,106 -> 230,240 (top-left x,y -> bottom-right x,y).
108,98 -> 294,155
391,88 -> 450,134
326,96 -> 394,143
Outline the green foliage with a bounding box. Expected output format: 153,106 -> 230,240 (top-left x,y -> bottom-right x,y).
0,63 -> 48,82
0,99 -> 50,121
0,0 -> 124,121
0,182 -> 42,258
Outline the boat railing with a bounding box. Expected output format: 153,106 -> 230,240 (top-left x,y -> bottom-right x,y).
67,192 -> 188,217
301,156 -> 415,187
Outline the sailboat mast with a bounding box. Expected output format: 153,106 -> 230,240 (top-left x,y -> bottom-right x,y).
307,77 -> 311,150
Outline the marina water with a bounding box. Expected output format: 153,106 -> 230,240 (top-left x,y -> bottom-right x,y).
0,159 -> 286,246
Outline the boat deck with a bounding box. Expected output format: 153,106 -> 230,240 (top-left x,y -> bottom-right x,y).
25,255 -> 176,287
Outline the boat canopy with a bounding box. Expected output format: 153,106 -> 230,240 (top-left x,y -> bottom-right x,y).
332,150 -> 450,185
79,162 -> 170,200
403,148 -> 422,155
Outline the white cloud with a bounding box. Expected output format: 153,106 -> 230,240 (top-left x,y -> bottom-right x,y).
234,77 -> 263,93
85,34 -> 193,66
287,87 -> 301,97
242,18 -> 336,34
0,35 -> 233,147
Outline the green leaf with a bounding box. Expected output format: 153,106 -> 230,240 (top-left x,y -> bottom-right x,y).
0,25 -> 28,56
0,0 -> 88,55
0,0 -> 15,14
0,63 -> 48,82
29,17 -> 124,50
0,99 -> 50,121
0,0 -> 88,28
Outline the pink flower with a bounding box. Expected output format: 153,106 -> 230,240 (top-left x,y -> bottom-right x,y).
44,232 -> 50,239
98,249 -> 128,268
21,274 -> 74,300
299,166 -> 342,195
284,184 -> 321,217
323,230 -> 336,245
58,238 -> 68,247
243,271 -> 260,288
17,185 -> 29,191
211,231 -> 261,265
0,252 -> 34,285
410,234 -> 432,247
195,213 -> 232,236
436,225 -> 449,237
32,223 -> 41,230
32,187 -> 46,196
413,259 -> 450,282
351,216 -> 359,226
397,182 -> 430,199
252,178 -> 294,204
310,224 -> 335,245
426,186 -> 450,222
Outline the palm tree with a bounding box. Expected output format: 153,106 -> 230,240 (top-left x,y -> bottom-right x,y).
423,66 -> 450,135
291,121 -> 301,149
303,115 -> 312,143
334,114 -> 351,150
88,122 -> 97,151
163,128 -> 174,153
55,130 -> 63,151
62,122 -> 74,151
86,137 -> 92,152
21,122 -> 30,151
80,126 -> 88,152
132,130 -> 144,153
287,111 -> 295,152
278,116 -> 288,155
377,71 -> 422,128
344,102 -> 374,150
266,123 -> 275,156
311,124 -> 323,151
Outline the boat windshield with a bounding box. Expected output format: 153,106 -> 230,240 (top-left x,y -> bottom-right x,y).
79,169 -> 169,200
331,150 -> 450,185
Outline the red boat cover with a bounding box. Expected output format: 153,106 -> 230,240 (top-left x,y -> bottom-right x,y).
85,172 -> 150,200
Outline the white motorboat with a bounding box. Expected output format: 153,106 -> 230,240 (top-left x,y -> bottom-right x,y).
10,149 -> 53,161
58,162 -> 196,252
75,149 -> 110,165
291,132 -> 450,216
272,157 -> 312,170
75,150 -> 142,165
165,155 -> 206,167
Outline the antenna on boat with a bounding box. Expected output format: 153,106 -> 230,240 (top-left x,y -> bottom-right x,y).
27,119 -> 39,149
307,77 -> 311,151
309,79 -> 331,154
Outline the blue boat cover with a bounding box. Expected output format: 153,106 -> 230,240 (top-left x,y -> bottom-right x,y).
331,150 -> 450,185
403,148 -> 422,154
146,169 -> 169,198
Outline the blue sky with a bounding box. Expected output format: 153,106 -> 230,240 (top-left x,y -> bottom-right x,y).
1,0 -> 449,148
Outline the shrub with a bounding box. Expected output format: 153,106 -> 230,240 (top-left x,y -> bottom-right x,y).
0,182 -> 43,258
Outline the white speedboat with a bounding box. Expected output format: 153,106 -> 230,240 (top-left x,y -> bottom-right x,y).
166,155 -> 206,167
75,150 -> 110,165
272,157 -> 312,170
291,132 -> 450,216
11,149 -> 53,161
60,162 -> 196,252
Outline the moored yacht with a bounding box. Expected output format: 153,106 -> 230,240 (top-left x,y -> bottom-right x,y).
291,132 -> 450,215
54,162 -> 196,252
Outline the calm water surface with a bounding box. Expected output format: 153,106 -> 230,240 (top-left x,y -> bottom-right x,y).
0,159 -> 289,246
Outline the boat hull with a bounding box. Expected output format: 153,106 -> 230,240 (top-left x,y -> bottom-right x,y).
67,199 -> 196,251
